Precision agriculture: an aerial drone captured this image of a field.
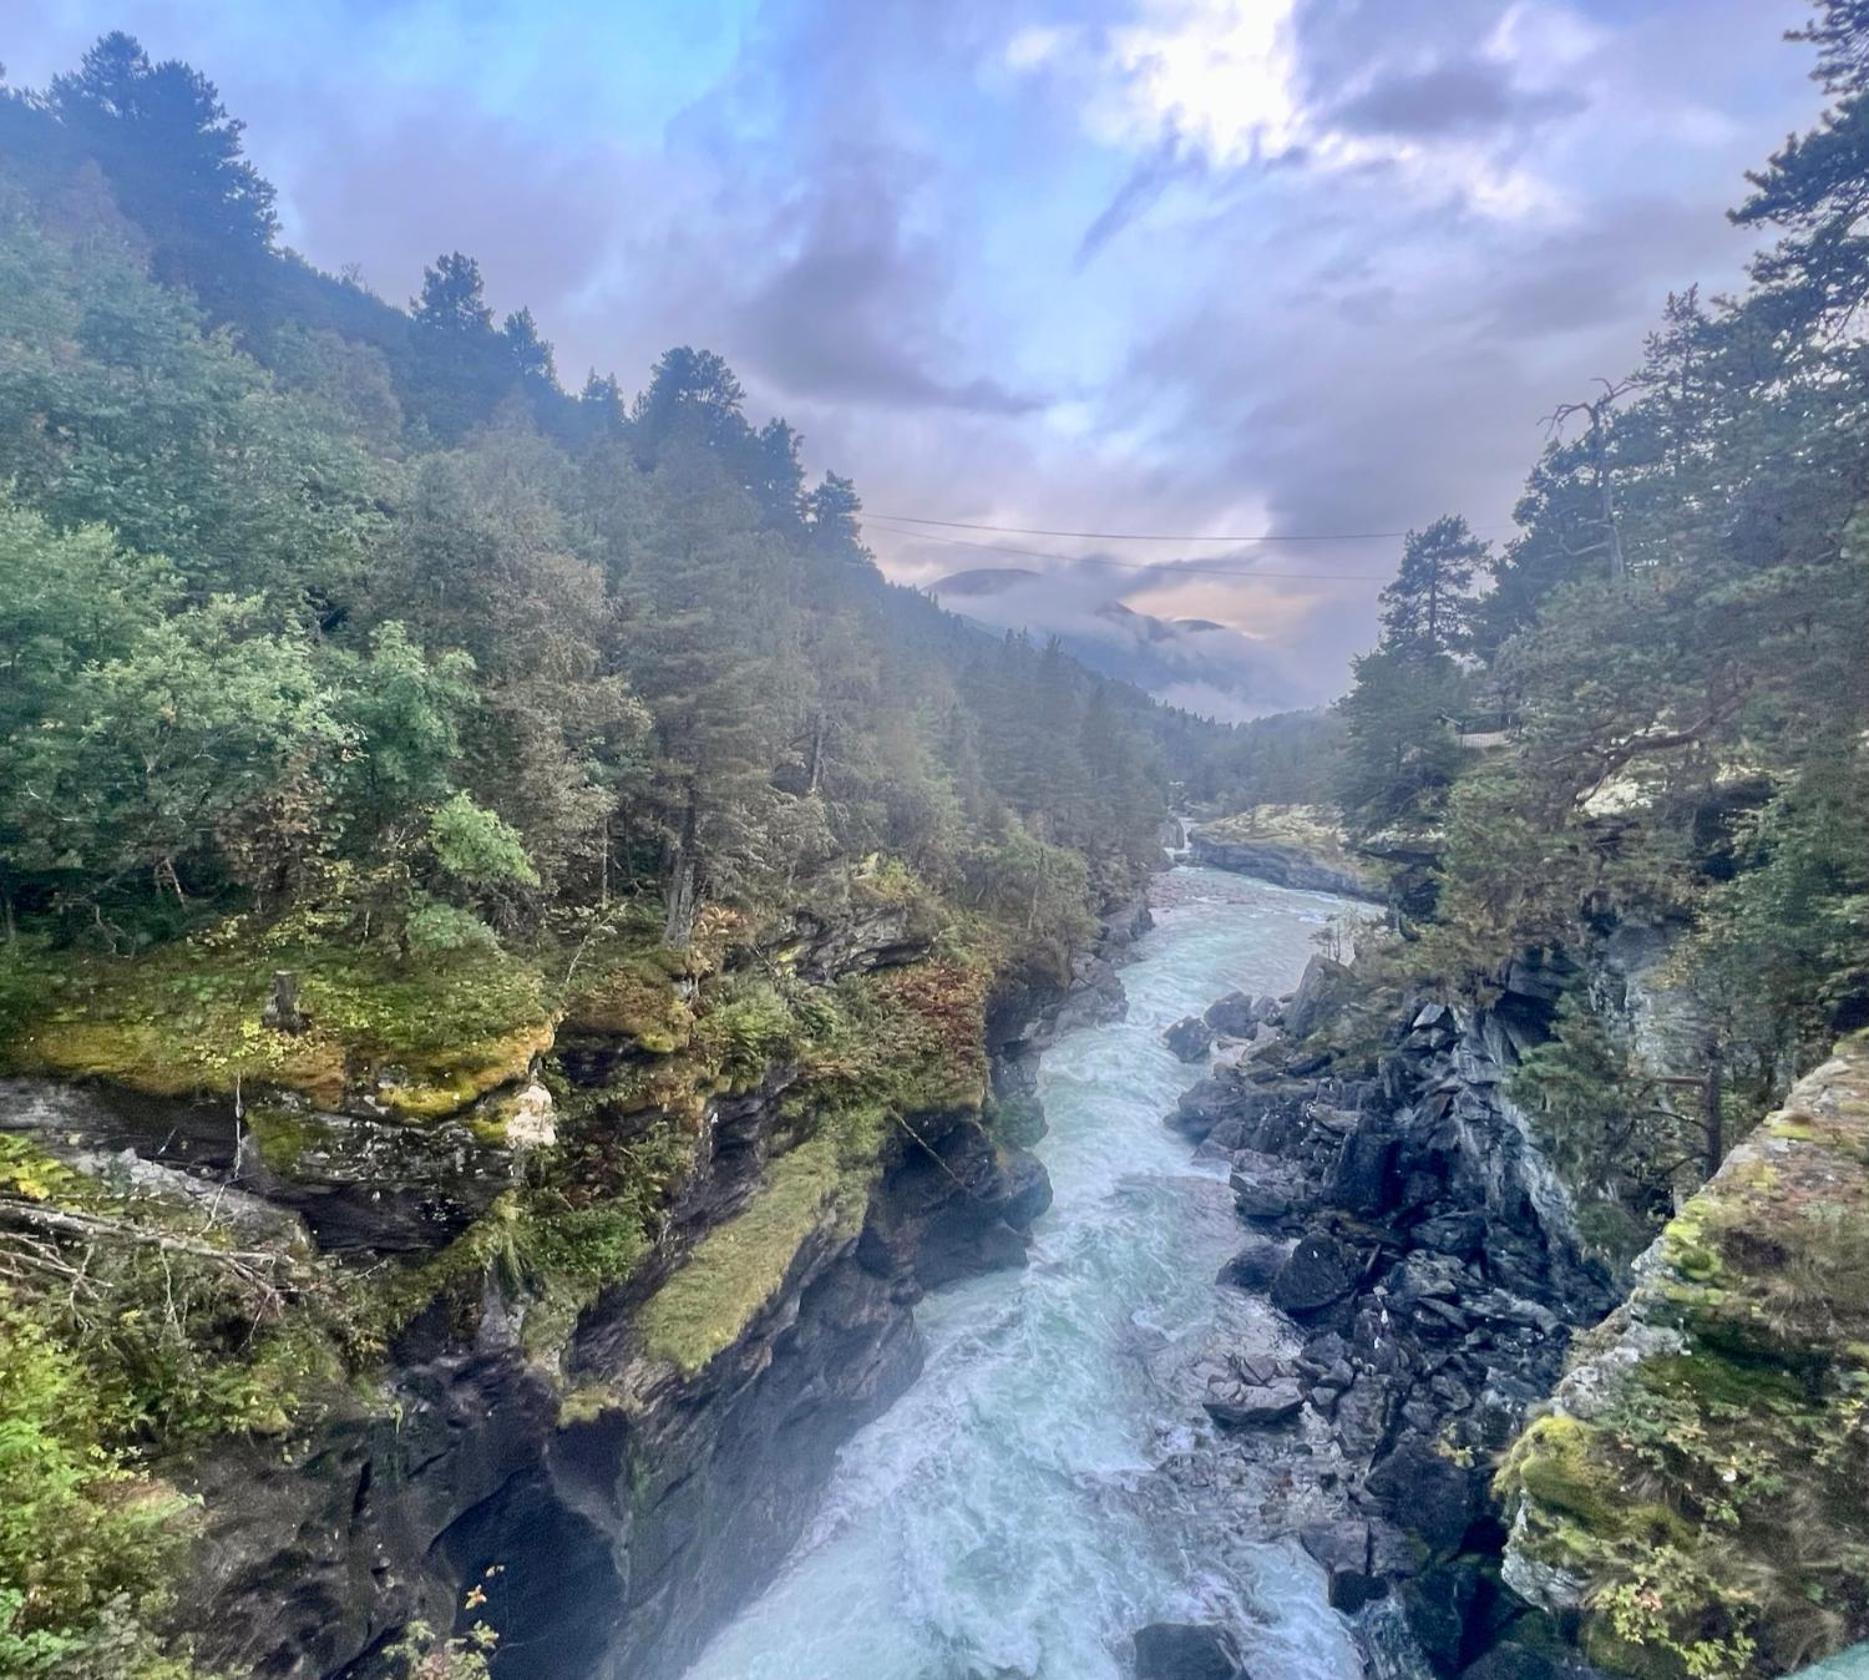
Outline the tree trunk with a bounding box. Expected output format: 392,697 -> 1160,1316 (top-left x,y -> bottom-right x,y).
663,793 -> 700,949
806,712 -> 827,795
1700,1031 -> 1724,1180
1589,406 -> 1627,583
262,970 -> 310,1035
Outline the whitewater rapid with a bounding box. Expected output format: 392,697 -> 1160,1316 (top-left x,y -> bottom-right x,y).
682,865 -> 1366,1680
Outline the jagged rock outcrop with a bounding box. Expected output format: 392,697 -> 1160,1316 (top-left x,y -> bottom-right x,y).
1499,1036 -> 1869,1680
1163,953 -> 1620,1679
1164,1015 -> 1217,1061
0,892 -> 1145,1680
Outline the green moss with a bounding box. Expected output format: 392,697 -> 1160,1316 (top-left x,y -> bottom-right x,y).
561,954 -> 694,1053
1500,1042 -> 1869,1680
244,1106 -> 335,1175
0,920 -> 552,1120
556,1383 -> 626,1428
637,1130 -> 868,1376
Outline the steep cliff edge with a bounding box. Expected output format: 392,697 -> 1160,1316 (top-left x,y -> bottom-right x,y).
1499,1036 -> 1869,1680
0,883 -> 1144,1679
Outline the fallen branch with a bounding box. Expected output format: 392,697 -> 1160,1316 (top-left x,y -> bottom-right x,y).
0,1197 -> 297,1317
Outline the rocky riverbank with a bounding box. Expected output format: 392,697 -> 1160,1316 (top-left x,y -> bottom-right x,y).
1187,809 -> 1382,903
1158,950 -> 1620,1680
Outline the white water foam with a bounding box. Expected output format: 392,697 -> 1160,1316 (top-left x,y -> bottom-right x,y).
681,867 -> 1366,1680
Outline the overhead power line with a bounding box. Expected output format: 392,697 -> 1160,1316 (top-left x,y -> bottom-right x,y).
870,511 -> 1423,543
862,517 -> 1392,582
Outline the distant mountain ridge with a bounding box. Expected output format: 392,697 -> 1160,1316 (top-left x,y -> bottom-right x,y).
929,566 -> 1302,721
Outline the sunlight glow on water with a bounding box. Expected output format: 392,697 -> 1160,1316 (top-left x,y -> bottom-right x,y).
681,867 -> 1367,1680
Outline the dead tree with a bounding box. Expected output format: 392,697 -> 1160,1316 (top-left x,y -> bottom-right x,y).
1546,378 -> 1638,583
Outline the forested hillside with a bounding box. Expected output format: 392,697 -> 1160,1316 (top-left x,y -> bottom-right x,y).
0,36 -> 1213,1677
1325,0 -> 1869,1241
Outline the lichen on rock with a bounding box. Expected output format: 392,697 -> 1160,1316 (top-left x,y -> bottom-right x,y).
1498,1035 -> 1869,1680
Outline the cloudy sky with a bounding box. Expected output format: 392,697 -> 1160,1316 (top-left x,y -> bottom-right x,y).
5,0 -> 1827,707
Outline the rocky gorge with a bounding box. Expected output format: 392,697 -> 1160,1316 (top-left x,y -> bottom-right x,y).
0,888 -> 1150,1680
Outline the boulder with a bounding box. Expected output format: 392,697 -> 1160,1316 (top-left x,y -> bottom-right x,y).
1204,1377 -> 1306,1429
1282,955 -> 1357,1042
1298,1522 -> 1384,1614
1170,1073 -> 1235,1140
1402,1559 -> 1483,1674
1164,1015 -> 1216,1062
1328,1125 -> 1399,1217
1367,1439 -> 1478,1554
1202,991 -> 1259,1037
1214,1237 -> 1288,1292
1269,1233 -> 1357,1317
1132,1621 -> 1248,1680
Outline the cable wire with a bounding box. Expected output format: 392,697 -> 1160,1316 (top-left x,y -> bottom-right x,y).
863,518 -> 1392,582
870,511 -> 1424,543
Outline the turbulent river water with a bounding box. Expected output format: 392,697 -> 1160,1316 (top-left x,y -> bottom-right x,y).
683,865 -> 1369,1680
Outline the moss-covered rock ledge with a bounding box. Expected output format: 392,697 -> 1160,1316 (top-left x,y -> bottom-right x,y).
1188,805 -> 1383,900
1498,1034 -> 1869,1680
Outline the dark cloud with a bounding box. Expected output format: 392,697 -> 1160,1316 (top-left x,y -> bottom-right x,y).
0,0 -> 1828,708
1076,134 -> 1203,266
732,146 -> 1046,415
1331,55 -> 1587,140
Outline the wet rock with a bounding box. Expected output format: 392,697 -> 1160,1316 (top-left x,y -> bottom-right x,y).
1299,1521 -> 1384,1613
1328,1125 -> 1399,1217
1415,1212 -> 1487,1258
1164,1015 -> 1217,1062
1188,828 -> 1375,900
1404,1559 -> 1484,1674
1203,991 -> 1274,1037
1215,1236 -> 1288,1292
1270,1233 -> 1358,1317
1367,1439 -> 1477,1554
858,1111 -> 1051,1293
1171,1073 -> 1234,1140
1204,1376 -> 1306,1429
1282,955 -> 1357,1042
1132,1621 -> 1248,1680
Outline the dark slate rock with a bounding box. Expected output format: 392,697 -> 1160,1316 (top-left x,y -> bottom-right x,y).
1204,1378 -> 1306,1429
1282,955 -> 1357,1042
1215,1237 -> 1288,1292
1403,1560 -> 1483,1675
1171,1074 -> 1234,1141
1297,1521 -> 1385,1613
1415,1212 -> 1487,1258
1270,1233 -> 1357,1317
1328,1125 -> 1400,1217
1132,1622 -> 1247,1680
1367,1439 -> 1478,1555
1164,1015 -> 1217,1062
1203,991 -> 1260,1037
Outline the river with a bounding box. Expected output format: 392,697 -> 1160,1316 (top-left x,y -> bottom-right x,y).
683,865 -> 1369,1680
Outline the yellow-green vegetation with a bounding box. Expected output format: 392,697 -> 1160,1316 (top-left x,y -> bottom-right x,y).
0,1131 -> 364,1676
0,1295 -> 205,1678
0,1135 -> 346,1444
1499,1037 -> 1869,1680
0,911 -> 551,1120
637,1129 -> 868,1375
630,928 -> 1000,1377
